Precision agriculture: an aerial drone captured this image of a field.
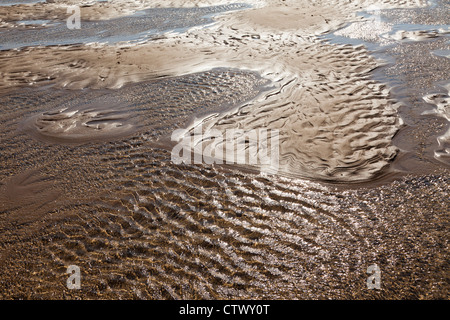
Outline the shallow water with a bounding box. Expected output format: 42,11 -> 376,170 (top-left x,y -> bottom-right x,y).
0,1 -> 448,300
0,4 -> 250,50
16,19 -> 52,25
16,68 -> 269,145
0,0 -> 45,6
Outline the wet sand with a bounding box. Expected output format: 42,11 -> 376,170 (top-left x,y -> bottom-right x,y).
0,0 -> 448,299
0,4 -> 250,50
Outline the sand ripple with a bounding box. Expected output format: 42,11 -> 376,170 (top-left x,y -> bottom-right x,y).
423,85 -> 450,164
23,104 -> 136,145
178,41 -> 401,182
1,0 -> 432,182
0,0 -> 448,301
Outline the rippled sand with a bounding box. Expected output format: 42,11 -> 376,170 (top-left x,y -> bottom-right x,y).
0,0 -> 448,300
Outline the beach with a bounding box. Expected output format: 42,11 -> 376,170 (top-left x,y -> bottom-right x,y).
0,0 -> 448,299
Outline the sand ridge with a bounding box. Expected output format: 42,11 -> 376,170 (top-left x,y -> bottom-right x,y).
0,0 -> 433,182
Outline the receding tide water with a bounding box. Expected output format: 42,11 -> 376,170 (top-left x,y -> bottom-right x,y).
0,2 -> 448,299
0,4 -> 250,50
323,0 -> 450,173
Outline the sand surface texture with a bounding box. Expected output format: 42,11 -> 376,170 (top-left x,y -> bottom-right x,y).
0,0 -> 448,300
2,0 -> 438,182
